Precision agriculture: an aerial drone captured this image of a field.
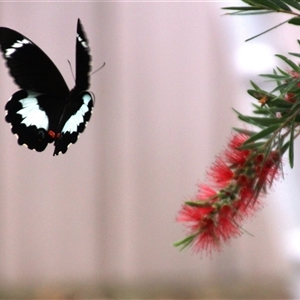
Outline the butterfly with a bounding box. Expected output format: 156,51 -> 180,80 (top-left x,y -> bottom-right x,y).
0,19 -> 94,156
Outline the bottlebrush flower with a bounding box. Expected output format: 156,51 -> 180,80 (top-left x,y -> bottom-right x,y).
174,133 -> 281,255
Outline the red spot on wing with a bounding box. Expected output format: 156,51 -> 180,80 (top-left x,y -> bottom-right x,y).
48,130 -> 61,139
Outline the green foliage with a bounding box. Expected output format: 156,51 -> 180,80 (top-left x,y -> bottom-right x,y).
175,0 -> 300,256
223,0 -> 300,40
223,0 -> 300,14
234,47 -> 300,167
222,1 -> 300,168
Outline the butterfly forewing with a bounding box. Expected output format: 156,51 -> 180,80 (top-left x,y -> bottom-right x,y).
75,19 -> 91,91
0,19 -> 94,156
0,28 -> 69,96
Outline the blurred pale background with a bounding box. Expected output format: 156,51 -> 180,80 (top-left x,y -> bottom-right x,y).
0,1 -> 299,299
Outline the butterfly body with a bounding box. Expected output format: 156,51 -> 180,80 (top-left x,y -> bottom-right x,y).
0,19 -> 94,156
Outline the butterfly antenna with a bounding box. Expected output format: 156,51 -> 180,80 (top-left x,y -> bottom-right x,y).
67,59 -> 75,81
91,62 -> 106,75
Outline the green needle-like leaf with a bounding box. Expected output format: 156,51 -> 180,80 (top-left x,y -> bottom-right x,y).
233,127 -> 258,136
288,17 -> 300,25
245,0 -> 285,10
283,0 -> 300,11
238,141 -> 266,150
223,6 -> 266,11
276,54 -> 300,70
245,116 -> 285,126
269,0 -> 292,10
173,235 -> 196,250
243,124 -> 281,145
289,120 -> 295,168
289,51 -> 300,58
281,141 -> 291,155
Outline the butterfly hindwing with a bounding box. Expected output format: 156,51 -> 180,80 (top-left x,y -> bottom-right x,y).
53,91 -> 94,155
0,19 -> 94,156
5,90 -> 53,151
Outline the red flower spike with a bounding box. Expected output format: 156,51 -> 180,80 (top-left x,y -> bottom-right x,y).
175,133 -> 282,255
216,205 -> 241,241
228,133 -> 249,149
225,134 -> 250,165
177,205 -> 213,223
190,206 -> 242,254
255,151 -> 280,187
236,174 -> 251,186
196,184 -> 217,200
192,219 -> 221,253
234,187 -> 262,221
206,157 -> 234,188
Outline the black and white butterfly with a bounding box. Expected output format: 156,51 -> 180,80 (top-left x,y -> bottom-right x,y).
0,19 -> 94,156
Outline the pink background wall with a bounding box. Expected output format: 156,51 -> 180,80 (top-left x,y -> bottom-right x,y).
0,1 -> 295,297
